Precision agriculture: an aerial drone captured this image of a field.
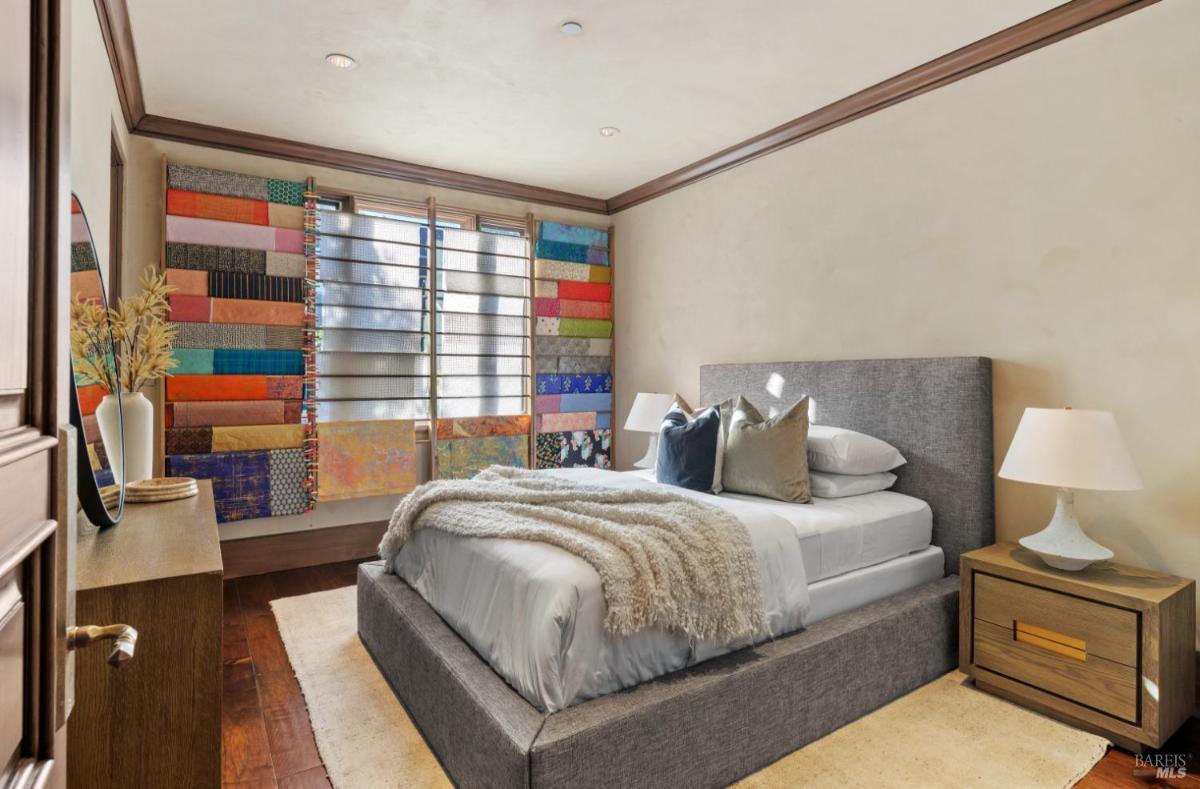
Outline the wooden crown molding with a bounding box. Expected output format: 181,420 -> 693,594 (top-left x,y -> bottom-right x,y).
92,0 -> 144,131
132,114 -> 610,214
95,0 -> 1158,216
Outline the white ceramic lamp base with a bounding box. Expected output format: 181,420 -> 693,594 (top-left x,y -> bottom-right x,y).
633,432 -> 659,469
1018,488 -> 1114,571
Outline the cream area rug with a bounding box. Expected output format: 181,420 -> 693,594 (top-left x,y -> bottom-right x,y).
272,586 -> 1110,789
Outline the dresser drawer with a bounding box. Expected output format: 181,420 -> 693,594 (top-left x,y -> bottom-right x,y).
974,619 -> 1138,721
972,572 -> 1140,723
974,573 -> 1138,666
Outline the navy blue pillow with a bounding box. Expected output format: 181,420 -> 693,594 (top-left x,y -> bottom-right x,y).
655,405 -> 720,492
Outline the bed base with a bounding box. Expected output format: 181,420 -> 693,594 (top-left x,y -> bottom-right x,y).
358,561 -> 959,789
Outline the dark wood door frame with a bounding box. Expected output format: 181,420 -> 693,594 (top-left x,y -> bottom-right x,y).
109,125 -> 124,302
3,0 -> 72,786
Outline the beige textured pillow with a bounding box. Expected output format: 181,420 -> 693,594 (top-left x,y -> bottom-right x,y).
721,396 -> 812,503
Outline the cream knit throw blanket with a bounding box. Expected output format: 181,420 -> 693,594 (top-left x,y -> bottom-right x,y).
380,466 -> 767,643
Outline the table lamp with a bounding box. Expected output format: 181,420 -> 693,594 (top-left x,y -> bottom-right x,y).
998,407 -> 1142,571
624,392 -> 674,468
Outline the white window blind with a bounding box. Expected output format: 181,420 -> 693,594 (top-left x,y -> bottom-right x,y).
313,206 -> 531,424
435,227 -> 531,417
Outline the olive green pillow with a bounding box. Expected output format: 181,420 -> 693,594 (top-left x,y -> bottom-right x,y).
721,396 -> 812,503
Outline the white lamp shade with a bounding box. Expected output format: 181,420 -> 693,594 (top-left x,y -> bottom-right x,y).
998,408 -> 1142,491
624,392 -> 674,432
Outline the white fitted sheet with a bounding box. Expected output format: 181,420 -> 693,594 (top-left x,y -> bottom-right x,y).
627,468 -> 932,581
395,469 -> 937,712
806,545 -> 945,624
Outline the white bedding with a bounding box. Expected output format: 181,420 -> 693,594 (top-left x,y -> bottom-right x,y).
394,468 -> 935,712
626,468 -> 932,581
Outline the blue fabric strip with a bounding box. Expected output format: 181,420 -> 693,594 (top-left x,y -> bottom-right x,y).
536,374 -> 612,395
558,393 -> 612,413
166,450 -> 272,522
212,349 -> 304,375
538,221 -> 609,249
534,239 -> 609,265
595,412 -> 611,429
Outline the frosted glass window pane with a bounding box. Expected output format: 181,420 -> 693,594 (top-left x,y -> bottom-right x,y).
318,399 -> 429,422
317,210 -> 425,245
437,249 -> 526,278
318,283 -> 426,311
318,377 -> 430,400
437,397 -> 528,418
319,259 -> 424,288
438,376 -> 528,398
439,292 -> 527,317
317,306 -> 424,332
317,238 -> 424,267
437,334 -> 528,356
318,329 -> 428,354
438,269 -> 526,297
317,352 -> 430,376
436,355 -> 528,376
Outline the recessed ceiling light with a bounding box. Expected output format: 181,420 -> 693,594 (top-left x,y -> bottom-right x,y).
561,21 -> 583,35
325,53 -> 357,69
599,126 -> 620,137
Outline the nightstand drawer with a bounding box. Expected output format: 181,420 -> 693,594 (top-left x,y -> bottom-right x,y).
974,619 -> 1137,721
974,573 -> 1138,666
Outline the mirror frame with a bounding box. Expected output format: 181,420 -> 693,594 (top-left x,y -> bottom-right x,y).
69,194 -> 125,527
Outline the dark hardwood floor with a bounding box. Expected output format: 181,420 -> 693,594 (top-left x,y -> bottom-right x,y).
222,559 -> 361,788
222,560 -> 1197,788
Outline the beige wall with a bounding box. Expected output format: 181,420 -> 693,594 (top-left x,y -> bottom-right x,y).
70,0 -> 129,287
612,0 -> 1200,640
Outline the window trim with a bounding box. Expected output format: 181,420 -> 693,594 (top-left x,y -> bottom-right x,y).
315,188 -> 528,237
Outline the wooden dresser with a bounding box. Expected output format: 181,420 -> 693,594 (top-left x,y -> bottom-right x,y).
960,542 -> 1194,751
69,481 -> 223,788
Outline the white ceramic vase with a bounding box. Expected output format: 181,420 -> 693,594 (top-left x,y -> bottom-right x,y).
95,391 -> 154,485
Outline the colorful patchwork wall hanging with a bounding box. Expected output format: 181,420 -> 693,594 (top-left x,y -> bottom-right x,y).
531,221 -> 614,468
162,160 -> 315,522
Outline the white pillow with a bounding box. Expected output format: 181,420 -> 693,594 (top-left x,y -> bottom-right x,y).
806,425 -> 906,475
810,470 -> 897,499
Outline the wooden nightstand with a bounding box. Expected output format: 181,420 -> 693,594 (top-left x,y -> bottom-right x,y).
960,543 -> 1195,751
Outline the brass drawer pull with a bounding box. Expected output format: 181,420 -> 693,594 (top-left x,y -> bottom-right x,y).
1013,621 -> 1086,661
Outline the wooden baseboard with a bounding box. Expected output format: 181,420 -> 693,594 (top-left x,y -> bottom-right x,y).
221,520 -> 386,580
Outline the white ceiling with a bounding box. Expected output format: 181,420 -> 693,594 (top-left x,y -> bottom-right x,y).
127,0 -> 1060,198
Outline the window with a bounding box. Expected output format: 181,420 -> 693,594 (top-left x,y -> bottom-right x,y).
312,196 -> 531,428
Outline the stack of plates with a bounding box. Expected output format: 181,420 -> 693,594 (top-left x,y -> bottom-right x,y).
99,484 -> 122,510
125,477 -> 200,504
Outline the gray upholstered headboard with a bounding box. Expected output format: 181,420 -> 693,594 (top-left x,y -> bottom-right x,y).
700,356 -> 993,576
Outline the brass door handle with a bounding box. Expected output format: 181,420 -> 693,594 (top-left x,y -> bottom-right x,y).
68,624 -> 138,667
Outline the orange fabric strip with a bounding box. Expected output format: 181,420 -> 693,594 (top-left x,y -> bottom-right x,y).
559,299 -> 612,320
166,188 -> 269,225
211,298 -> 305,327
166,375 -> 270,402
164,268 -> 209,296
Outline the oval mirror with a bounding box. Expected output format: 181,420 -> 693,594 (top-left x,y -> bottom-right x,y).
69,195 -> 124,526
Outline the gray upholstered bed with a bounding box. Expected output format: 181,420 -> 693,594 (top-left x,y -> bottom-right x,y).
358,356 -> 994,788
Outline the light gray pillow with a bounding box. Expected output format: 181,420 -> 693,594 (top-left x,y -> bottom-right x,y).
810,470 -> 897,499
721,396 -> 811,503
807,424 -> 906,475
